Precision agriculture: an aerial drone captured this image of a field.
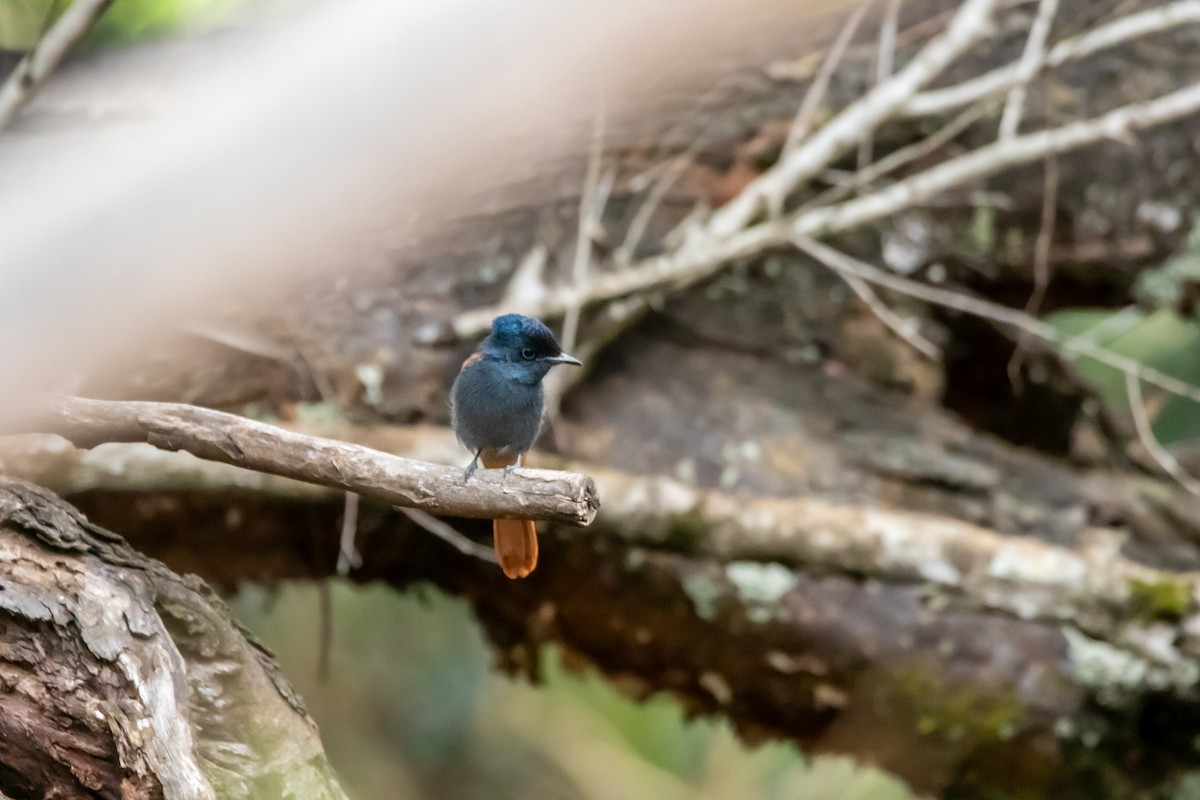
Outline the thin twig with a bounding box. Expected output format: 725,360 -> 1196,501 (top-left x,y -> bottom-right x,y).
398,507 -> 497,563
711,0 -> 1000,235
1007,154 -> 1058,388
998,0 -> 1059,139
455,80 -> 1200,347
802,99 -> 995,211
561,96 -> 607,355
182,323 -> 298,364
791,236 -> 1200,409
317,581 -> 334,682
839,271 -> 941,358
336,491 -> 362,575
619,116 -> 728,263
0,0 -> 116,132
906,0 -> 1200,118
1064,306 -> 1144,349
619,153 -> 695,263
859,0 -> 903,168
1126,373 -> 1200,497
784,1 -> 871,155
500,244 -> 550,313
793,80 -> 1200,238
1026,155 -> 1058,316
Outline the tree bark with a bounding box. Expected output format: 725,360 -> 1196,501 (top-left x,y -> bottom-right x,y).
0,478 -> 347,800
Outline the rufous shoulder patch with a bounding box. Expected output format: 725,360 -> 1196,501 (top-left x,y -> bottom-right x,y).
461,352 -> 483,370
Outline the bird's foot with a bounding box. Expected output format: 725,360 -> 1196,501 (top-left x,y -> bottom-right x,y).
463,454 -> 480,482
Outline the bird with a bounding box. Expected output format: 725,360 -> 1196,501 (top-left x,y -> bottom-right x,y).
450,313 -> 582,578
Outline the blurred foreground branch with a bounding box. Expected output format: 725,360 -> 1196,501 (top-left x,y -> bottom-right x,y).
0,0 -> 114,131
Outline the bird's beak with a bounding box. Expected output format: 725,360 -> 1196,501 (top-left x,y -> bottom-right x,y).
545,352 -> 582,366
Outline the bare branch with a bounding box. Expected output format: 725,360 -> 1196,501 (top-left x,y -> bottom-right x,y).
336,491 -> 362,575
1027,155 -> 1058,316
0,0 -> 115,132
997,0 -> 1059,139
399,507 -> 498,562
783,1 -> 871,155
858,0 -> 903,167
791,236 -> 1200,408
1007,155 -> 1058,385
561,96 -> 608,354
710,0 -> 1000,234
794,80 -> 1200,237
801,99 -> 995,210
618,152 -> 693,263
18,396 -> 600,526
839,271 -> 941,358
1126,373 -> 1200,497
455,80 -> 1200,341
500,244 -> 550,313
618,116 -> 725,264
907,0 -> 1200,118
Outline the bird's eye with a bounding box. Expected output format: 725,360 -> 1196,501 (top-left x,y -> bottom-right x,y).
521,348 -> 536,360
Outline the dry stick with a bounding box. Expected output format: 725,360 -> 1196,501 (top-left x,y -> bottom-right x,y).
547,104 -> 609,429
791,236 -> 1200,408
0,0 -> 116,131
499,244 -> 550,313
906,0 -> 1200,118
998,0 -> 1060,139
336,491 -> 362,575
561,96 -> 608,354
783,1 -> 871,155
29,396 -> 600,525
839,271 -> 941,358
710,0 -> 1001,236
618,151 -> 696,263
317,582 -> 333,682
1026,155 -> 1058,316
894,0 -> 1032,48
1007,155 -> 1058,388
398,507 -> 497,562
859,0 -> 903,168
1125,374 -> 1200,497
801,99 -> 995,211
182,323 -> 298,364
618,113 -> 732,263
455,80 -> 1200,346
792,79 -> 1200,237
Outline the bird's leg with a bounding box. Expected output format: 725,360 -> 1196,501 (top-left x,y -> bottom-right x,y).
505,451 -> 524,476
463,450 -> 481,481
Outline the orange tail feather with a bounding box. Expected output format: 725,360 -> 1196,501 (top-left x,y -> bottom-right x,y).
493,518 -> 538,579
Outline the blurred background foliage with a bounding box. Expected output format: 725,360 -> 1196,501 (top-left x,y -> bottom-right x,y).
231,584 -> 913,800
5,1 -> 1200,798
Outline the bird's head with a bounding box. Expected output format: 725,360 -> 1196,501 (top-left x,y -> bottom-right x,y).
484,314 -> 582,379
